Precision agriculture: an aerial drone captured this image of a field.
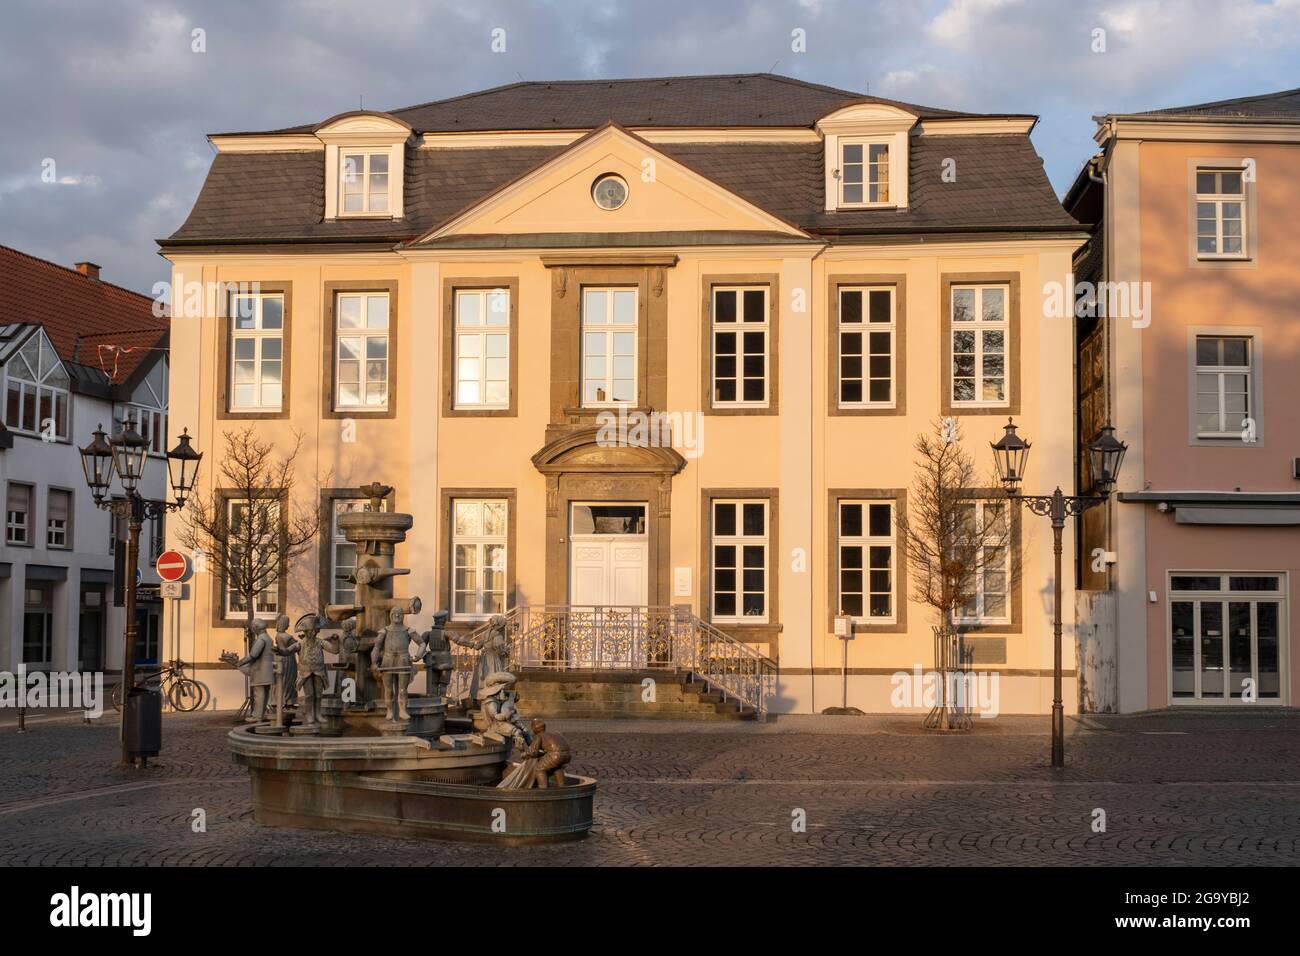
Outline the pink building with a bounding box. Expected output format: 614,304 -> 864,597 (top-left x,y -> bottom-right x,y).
1066,88 -> 1300,711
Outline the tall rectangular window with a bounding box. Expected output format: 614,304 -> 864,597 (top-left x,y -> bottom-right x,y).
121,405 -> 167,454
1195,168 -> 1246,258
1194,335 -> 1252,438
838,286 -> 895,406
953,500 -> 1011,625
712,287 -> 769,406
582,288 -> 637,406
229,292 -> 284,411
711,499 -> 768,623
335,292 -> 390,411
840,140 -> 890,205
951,285 -> 1008,406
6,483 -> 32,546
452,499 -> 508,619
454,289 -> 510,408
838,500 -> 894,622
47,488 -> 71,549
224,498 -> 280,620
328,495 -> 388,605
340,152 -> 390,214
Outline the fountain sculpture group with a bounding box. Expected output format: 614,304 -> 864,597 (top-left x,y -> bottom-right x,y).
225,482 -> 594,843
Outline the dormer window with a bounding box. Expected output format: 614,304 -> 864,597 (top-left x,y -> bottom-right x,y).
839,140 -> 890,206
817,103 -> 914,213
314,111 -> 410,221
2,329 -> 69,440
341,151 -> 390,215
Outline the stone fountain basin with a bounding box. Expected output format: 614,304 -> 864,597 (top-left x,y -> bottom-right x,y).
229,726 -> 595,844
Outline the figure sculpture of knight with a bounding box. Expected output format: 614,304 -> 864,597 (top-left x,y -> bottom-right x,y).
370,606 -> 416,722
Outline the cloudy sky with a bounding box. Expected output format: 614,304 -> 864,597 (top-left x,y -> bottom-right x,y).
2,0 -> 1297,297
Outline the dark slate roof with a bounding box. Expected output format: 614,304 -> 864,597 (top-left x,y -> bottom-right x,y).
166,130 -> 1076,245
1129,86 -> 1300,120
236,74 -> 1004,137
0,244 -> 168,383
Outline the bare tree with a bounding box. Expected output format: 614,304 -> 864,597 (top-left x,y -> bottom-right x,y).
178,425 -> 321,648
896,418 -> 1020,729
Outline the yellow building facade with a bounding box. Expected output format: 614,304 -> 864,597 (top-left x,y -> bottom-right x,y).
162,75 -> 1087,715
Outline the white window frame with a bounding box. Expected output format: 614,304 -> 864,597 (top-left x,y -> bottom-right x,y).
838,286 -> 896,408
950,285 -> 1010,408
228,292 -> 284,412
838,499 -> 896,624
453,289 -> 510,409
710,499 -> 769,625
120,404 -> 167,456
952,499 -> 1012,627
6,482 -> 32,546
711,286 -> 770,408
581,287 -> 638,408
1195,168 -> 1248,260
2,330 -> 70,440
339,150 -> 392,216
47,488 -> 71,550
1193,334 -> 1252,439
451,499 -> 508,621
223,498 -> 280,621
329,495 -> 388,605
334,292 -> 390,411
1167,571 -> 1287,705
837,137 -> 892,207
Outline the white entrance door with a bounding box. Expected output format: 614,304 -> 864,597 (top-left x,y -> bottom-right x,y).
569,503 -> 648,608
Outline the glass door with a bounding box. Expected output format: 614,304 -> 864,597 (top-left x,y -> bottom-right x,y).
1169,574 -> 1286,702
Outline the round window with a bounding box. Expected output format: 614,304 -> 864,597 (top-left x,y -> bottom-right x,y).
591,174 -> 629,211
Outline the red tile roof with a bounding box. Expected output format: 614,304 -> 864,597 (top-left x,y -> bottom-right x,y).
0,244 -> 168,383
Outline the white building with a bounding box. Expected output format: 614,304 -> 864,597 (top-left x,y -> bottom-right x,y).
0,246 -> 169,677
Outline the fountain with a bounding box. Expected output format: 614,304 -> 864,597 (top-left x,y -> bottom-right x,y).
227,482 -> 595,843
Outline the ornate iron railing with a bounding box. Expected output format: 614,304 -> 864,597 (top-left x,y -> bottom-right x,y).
450,605 -> 776,716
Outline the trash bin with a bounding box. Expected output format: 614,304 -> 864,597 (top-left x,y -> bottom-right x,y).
122,687 -> 162,759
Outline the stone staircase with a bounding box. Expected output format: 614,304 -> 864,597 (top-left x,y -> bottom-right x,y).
514,668 -> 759,720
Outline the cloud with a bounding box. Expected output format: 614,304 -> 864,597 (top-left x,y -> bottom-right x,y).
2,0 -> 1299,295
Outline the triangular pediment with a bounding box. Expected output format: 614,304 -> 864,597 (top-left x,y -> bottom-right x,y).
417,124 -> 807,242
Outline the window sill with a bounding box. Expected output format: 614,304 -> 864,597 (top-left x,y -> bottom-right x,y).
834,203 -> 899,212
332,213 -> 398,221
1196,254 -> 1250,262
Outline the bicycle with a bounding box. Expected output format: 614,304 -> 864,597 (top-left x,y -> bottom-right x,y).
111,660 -> 211,713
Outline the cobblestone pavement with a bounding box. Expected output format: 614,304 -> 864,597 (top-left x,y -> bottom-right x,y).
1,710 -> 1297,866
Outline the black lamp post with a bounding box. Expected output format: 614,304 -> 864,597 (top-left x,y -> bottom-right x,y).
81,422 -> 202,766
990,419 -> 1126,769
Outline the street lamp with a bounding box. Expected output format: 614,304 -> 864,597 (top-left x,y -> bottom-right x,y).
80,421 -> 202,766
990,418 -> 1126,769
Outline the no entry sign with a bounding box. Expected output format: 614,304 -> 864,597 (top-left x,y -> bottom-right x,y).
155,550 -> 191,583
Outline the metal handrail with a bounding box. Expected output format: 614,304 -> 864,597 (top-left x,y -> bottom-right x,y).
448,604 -> 776,716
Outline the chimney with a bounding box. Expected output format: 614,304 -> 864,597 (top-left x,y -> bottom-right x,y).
75,261 -> 101,280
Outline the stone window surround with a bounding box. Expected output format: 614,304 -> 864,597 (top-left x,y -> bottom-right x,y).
317,486 -> 397,610
543,257 -> 673,425
827,273 -> 908,416
1186,157 -> 1258,269
700,273 -> 780,416
216,281 -> 293,421
209,488 -> 290,630
321,280 -> 400,420
441,276 -> 520,418
438,487 -> 518,636
1185,324 -> 1265,447
826,488 -> 908,634
699,487 -> 781,653
949,488 -> 1023,635
939,272 -> 1021,417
